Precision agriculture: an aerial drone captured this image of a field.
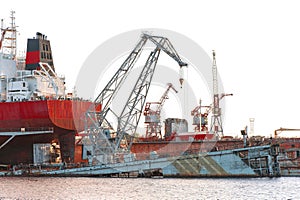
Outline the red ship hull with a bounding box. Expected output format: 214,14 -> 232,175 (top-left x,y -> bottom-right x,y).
0,100 -> 92,164
131,139 -> 244,160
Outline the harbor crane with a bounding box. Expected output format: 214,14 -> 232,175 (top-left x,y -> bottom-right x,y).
210,50 -> 232,138
191,51 -> 232,136
144,83 -> 178,139
191,93 -> 232,133
274,128 -> 300,139
83,33 -> 187,163
191,99 -> 211,132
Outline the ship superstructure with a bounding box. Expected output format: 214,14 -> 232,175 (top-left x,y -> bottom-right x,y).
1,11 -> 65,102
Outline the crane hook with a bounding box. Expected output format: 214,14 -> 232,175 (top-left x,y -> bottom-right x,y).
179,66 -> 184,88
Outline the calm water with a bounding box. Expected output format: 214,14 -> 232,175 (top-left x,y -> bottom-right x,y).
0,177 -> 299,200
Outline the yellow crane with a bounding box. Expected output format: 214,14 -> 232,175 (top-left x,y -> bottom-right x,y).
274,127 -> 300,138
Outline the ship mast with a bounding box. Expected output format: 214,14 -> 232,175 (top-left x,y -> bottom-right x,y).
0,11 -> 17,59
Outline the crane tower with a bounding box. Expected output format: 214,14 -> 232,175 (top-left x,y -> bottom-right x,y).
191,51 -> 232,138
210,51 -> 226,138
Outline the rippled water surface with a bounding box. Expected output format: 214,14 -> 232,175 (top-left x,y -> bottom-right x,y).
0,177 -> 299,199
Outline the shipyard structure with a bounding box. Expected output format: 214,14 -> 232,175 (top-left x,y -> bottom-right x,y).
1,11 -> 299,177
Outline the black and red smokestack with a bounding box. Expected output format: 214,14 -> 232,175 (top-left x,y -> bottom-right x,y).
25,32 -> 55,72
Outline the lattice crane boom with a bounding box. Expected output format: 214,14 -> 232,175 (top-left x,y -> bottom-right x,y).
86,37 -> 148,127
144,34 -> 187,67
84,35 -> 148,156
116,35 -> 186,150
157,83 -> 178,115
84,33 -> 187,159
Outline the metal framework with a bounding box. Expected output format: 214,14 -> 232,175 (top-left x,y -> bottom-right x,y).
0,11 -> 17,58
116,47 -> 161,149
84,33 -> 187,162
210,51 -> 233,138
190,51 -> 232,137
0,127 -> 54,150
191,99 -> 211,132
144,83 -> 178,139
210,50 -> 223,137
34,62 -> 60,97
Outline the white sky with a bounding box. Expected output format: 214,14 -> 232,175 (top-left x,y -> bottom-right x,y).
1,0 -> 300,138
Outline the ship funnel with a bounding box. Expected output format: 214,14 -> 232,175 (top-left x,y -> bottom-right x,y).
36,32 -> 42,39
25,33 -> 55,73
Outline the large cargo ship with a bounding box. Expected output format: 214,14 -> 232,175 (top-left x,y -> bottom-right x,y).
0,12 -> 91,165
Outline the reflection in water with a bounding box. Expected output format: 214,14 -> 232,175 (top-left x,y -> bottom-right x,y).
0,177 -> 299,200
